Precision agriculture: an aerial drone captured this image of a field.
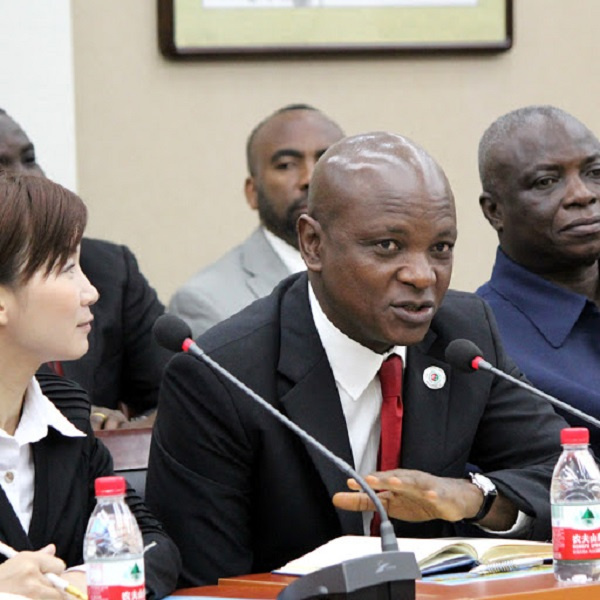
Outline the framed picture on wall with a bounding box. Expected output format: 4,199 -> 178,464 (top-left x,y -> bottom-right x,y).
158,0 -> 512,59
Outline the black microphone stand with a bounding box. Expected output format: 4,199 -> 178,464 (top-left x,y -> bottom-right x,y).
475,358 -> 600,430
183,337 -> 420,600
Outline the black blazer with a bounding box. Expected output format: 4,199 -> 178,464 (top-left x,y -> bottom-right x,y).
146,272 -> 567,587
0,373 -> 181,600
40,238 -> 172,414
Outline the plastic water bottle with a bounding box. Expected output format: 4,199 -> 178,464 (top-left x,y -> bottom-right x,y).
84,476 -> 145,600
551,427 -> 600,583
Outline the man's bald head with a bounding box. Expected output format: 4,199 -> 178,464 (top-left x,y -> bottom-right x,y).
478,105 -> 596,193
307,131 -> 453,229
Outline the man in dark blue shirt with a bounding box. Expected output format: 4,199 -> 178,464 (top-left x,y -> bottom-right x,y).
476,105 -> 600,454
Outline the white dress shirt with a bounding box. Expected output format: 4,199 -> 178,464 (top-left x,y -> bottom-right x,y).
308,284 -> 406,533
308,282 -> 527,536
262,227 -> 306,274
0,378 -> 85,532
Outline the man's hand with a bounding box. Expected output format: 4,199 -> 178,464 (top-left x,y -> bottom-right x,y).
90,406 -> 128,430
332,469 -> 518,530
0,544 -> 66,599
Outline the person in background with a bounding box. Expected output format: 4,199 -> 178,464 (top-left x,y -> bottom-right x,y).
0,108 -> 171,430
169,103 -> 344,337
476,105 -> 600,455
147,131 -> 567,587
0,172 -> 180,599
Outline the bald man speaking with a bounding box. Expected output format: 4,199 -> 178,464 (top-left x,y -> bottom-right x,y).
146,132 -> 567,588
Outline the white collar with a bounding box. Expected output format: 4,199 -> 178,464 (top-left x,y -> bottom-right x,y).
262,227 -> 306,274
0,378 -> 86,445
308,283 -> 406,401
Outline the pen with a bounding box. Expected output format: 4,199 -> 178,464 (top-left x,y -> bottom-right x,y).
469,556 -> 548,576
0,540 -> 88,600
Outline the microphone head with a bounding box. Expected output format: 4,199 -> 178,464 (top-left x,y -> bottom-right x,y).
445,339 -> 485,372
153,314 -> 193,353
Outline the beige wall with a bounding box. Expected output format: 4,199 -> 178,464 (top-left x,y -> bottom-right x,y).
72,0 -> 600,305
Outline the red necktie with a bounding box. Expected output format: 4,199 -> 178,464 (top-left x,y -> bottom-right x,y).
47,361 -> 64,376
371,354 -> 404,535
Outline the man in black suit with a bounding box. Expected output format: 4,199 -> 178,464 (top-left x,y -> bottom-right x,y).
146,132 -> 567,587
0,108 -> 171,429
70,237 -> 171,425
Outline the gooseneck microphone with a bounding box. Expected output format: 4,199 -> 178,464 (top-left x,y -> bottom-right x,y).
445,339 -> 600,430
154,314 -> 419,600
153,315 -> 398,550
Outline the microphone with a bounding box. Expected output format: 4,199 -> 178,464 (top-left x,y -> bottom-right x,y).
445,339 -> 600,430
153,314 -> 420,600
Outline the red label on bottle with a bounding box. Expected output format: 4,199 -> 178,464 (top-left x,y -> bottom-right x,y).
87,584 -> 145,600
553,526 -> 600,560
86,558 -> 145,600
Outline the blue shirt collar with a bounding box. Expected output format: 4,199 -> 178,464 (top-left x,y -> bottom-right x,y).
488,248 -> 591,348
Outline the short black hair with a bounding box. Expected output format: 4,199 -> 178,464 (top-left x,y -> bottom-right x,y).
246,104 -> 337,175
478,105 -> 590,192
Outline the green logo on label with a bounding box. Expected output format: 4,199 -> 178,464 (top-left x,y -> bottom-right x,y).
582,508 -> 597,525
131,563 -> 142,580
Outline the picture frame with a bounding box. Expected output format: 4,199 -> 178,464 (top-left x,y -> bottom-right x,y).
158,0 -> 512,59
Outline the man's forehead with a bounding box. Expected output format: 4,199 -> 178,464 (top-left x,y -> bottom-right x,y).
315,148 -> 450,210
321,135 -> 444,188
255,110 -> 338,149
0,115 -> 29,143
498,118 -> 600,166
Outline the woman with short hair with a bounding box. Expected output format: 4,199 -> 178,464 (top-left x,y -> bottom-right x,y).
0,173 -> 180,599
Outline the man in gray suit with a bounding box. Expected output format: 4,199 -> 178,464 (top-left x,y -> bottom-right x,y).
169,104 -> 344,337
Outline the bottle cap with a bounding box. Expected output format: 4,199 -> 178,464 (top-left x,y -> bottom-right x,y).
560,427 -> 589,445
95,475 -> 126,496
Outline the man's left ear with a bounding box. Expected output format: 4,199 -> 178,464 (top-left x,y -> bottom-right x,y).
297,214 -> 323,273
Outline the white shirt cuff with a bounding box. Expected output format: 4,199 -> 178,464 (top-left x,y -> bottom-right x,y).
476,510 -> 532,536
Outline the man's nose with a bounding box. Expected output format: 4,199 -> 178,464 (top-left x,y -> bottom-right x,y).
0,161 -> 24,174
299,160 -> 317,190
564,174 -> 597,207
397,254 -> 436,289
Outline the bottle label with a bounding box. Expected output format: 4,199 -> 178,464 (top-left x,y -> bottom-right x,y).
552,504 -> 600,560
87,558 -> 145,600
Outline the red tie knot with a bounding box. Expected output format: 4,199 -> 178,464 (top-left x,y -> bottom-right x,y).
379,354 -> 403,398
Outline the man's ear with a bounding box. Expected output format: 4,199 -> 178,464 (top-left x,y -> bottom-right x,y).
244,176 -> 258,211
298,214 -> 323,273
479,191 -> 504,233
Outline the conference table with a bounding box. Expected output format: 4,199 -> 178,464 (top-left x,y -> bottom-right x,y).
174,571 -> 600,599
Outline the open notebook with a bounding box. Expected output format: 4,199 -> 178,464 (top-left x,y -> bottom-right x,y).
274,535 -> 553,576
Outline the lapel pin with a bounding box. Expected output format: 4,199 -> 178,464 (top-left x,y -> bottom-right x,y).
423,366 -> 446,390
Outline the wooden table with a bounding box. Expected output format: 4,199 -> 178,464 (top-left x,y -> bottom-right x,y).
174,571 -> 600,599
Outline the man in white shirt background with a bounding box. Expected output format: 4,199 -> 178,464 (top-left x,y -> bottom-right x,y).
168,103 -> 344,337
